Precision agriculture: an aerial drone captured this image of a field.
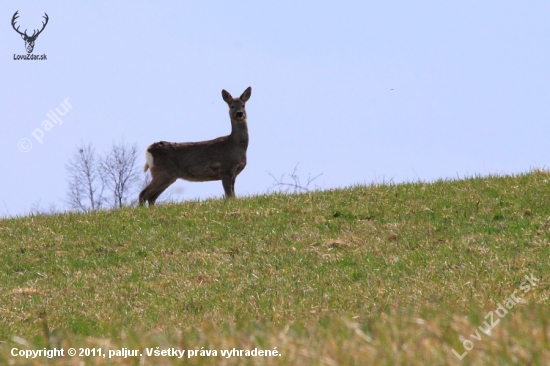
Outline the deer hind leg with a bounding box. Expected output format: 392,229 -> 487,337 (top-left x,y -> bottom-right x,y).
148,178 -> 176,204
139,175 -> 176,206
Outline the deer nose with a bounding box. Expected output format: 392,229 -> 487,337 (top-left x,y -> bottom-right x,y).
236,111 -> 244,118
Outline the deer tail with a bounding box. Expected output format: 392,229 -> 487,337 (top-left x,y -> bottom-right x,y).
144,150 -> 154,172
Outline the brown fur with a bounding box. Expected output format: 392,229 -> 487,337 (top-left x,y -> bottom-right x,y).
139,87 -> 251,206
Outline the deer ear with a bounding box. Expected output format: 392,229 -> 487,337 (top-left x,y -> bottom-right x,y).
240,87 -> 251,102
222,90 -> 233,104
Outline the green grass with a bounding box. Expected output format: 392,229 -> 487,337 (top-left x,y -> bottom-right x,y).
1,171 -> 549,365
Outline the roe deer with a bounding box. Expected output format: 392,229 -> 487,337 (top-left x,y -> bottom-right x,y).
139,87 -> 251,206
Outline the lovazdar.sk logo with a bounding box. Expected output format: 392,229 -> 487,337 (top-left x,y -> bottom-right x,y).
12,10 -> 48,60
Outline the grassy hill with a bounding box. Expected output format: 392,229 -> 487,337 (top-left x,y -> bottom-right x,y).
1,172 -> 549,365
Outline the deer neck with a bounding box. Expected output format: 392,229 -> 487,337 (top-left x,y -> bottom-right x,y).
230,120 -> 249,148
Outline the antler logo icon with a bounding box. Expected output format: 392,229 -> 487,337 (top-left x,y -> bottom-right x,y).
11,10 -> 49,54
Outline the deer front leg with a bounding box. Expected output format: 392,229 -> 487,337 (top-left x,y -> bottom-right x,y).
222,176 -> 234,198
230,176 -> 237,197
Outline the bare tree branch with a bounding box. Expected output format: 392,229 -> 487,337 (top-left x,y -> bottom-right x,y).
65,144 -> 105,211
100,142 -> 140,208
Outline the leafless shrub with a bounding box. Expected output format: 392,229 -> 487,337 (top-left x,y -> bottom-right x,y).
269,164 -> 322,194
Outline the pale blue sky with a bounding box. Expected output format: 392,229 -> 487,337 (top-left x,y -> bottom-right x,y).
1,1 -> 549,216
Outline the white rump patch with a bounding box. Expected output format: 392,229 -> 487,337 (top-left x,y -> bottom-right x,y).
145,151 -> 154,168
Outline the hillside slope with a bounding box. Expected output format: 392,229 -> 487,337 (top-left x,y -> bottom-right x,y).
1,172 -> 549,365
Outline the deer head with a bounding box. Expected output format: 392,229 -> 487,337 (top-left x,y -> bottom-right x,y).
12,11 -> 49,54
222,87 -> 251,123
